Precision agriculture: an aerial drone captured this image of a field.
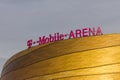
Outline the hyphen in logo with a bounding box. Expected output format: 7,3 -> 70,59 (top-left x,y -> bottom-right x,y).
27,27 -> 103,48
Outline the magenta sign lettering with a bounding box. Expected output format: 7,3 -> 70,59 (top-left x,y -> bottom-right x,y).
27,27 -> 103,48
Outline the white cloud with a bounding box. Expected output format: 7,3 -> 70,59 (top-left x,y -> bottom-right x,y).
0,58 -> 7,76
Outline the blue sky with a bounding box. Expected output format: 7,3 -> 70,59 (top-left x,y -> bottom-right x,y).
1,0 -> 120,74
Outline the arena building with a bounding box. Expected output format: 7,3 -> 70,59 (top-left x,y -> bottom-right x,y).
1,34 -> 120,80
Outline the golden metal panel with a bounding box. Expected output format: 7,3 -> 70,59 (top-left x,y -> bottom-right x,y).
1,34 -> 120,80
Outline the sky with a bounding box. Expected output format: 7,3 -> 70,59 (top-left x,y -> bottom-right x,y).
0,0 -> 120,75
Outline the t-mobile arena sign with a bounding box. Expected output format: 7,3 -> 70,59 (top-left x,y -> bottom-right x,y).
27,27 -> 103,48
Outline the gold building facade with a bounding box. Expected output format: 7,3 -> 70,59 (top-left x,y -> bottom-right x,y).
1,34 -> 120,80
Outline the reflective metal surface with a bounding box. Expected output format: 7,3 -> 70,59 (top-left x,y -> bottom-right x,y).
1,34 -> 120,80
